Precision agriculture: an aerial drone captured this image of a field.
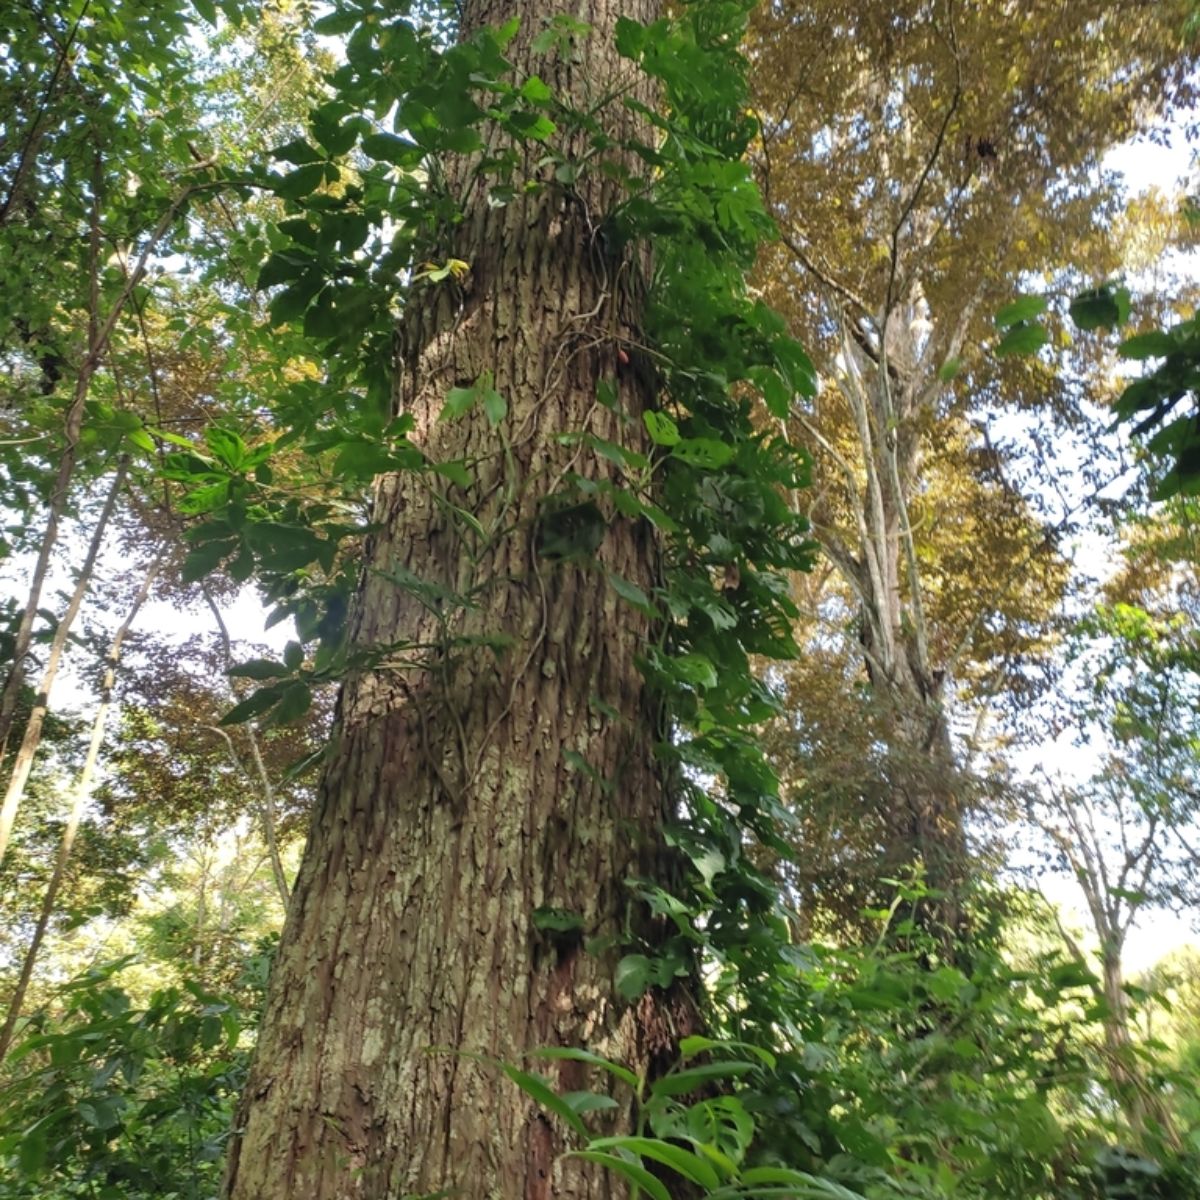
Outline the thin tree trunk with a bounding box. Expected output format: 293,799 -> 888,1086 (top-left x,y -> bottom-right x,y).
1100,948 -> 1180,1150
204,722 -> 291,909
201,586 -> 290,908
222,1 -> 690,1195
0,143 -> 204,763
194,848 -> 209,972
848,335 -> 967,943
0,155 -> 107,764
0,550 -> 162,1060
0,455 -> 129,866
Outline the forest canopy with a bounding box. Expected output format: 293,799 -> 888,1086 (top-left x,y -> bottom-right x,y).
1,1 -> 1200,1198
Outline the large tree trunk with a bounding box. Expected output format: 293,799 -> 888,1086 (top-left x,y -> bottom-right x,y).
223,2 -> 686,1197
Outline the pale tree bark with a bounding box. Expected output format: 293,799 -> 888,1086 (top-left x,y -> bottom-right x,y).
0,455 -> 129,867
761,43 -> 975,944
0,549 -> 163,1061
842,313 -> 969,939
223,1 -> 689,1197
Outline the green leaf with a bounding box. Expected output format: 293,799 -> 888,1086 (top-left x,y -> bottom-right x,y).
614,16 -> 648,58
568,1151 -> 672,1200
596,379 -> 618,409
508,112 -> 556,141
441,384 -> 480,422
283,640 -> 304,670
229,658 -> 290,681
561,1090 -> 619,1115
587,1137 -> 721,1189
312,111 -> 360,157
937,356 -> 961,382
206,426 -> 247,470
995,294 -> 1048,328
650,1061 -> 757,1096
493,15 -> 521,46
219,686 -> 283,726
672,438 -> 734,468
16,1123 -> 46,1174
176,480 -> 229,515
77,1096 -> 123,1131
608,572 -> 655,616
181,540 -> 234,583
431,460 -> 472,489
520,75 -> 553,103
270,680 -> 313,725
1070,285 -> 1129,331
313,9 -> 360,33
643,410 -> 680,446
926,965 -> 970,1002
672,653 -> 718,689
615,953 -> 654,1000
272,138 -> 322,165
678,1035 -> 776,1068
274,162 -> 327,201
1119,330 -> 1176,360
361,132 -> 423,166
532,1047 -> 639,1088
304,293 -> 340,339
531,13 -> 592,53
750,366 -> 792,417
500,1066 -> 588,1138
737,1166 -> 858,1196
270,278 -> 321,325
1048,962 -> 1098,989
532,907 -> 584,933
443,126 -> 486,153
995,321 -> 1049,358
482,384 -> 507,425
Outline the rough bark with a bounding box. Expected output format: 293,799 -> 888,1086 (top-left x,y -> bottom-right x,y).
223,2 -> 687,1197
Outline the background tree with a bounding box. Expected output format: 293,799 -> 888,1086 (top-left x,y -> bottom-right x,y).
0,0 -> 329,1054
1027,599 -> 1200,1145
748,0 -> 1197,937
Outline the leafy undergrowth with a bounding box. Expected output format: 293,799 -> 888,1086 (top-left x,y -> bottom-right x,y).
0,959 -> 248,1200
4,915 -> 1199,1200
